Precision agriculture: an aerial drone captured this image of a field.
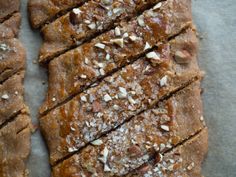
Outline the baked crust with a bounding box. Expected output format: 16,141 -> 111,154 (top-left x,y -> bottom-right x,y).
0,0 -> 20,23
28,0 -> 86,28
0,114 -> 32,177
127,128 -> 208,177
0,38 -> 26,82
40,0 -> 193,114
0,13 -> 21,39
51,81 -> 206,176
0,72 -> 28,126
40,27 -> 201,165
39,0 -> 163,62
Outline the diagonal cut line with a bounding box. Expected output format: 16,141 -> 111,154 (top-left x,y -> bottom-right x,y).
40,0 -> 167,64
52,73 -> 202,166
0,11 -> 18,24
0,109 -> 23,130
40,24 -> 192,116
0,69 -> 24,85
125,126 -> 207,176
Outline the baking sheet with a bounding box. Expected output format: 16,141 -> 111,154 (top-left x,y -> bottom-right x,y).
18,0 -> 236,176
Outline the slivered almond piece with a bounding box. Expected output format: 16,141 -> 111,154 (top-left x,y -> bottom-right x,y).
51,82 -> 205,176
28,0 -> 85,28
127,128 -> 208,177
39,0 -> 165,62
40,28 -> 201,165
0,72 -> 26,126
40,0 -> 193,114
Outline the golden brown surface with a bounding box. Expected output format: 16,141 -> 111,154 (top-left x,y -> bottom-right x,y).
0,114 -> 32,177
31,0 -> 208,175
28,0 -> 87,28
39,0 -> 163,62
0,13 -> 21,40
40,0 -> 192,114
0,0 -> 20,23
40,27 -> 200,165
51,81 -> 206,176
0,72 -> 28,126
0,38 -> 26,83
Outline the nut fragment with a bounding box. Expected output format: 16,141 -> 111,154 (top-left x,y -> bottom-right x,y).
146,51 -> 160,60
137,16 -> 145,27
160,125 -> 170,131
174,50 -> 192,64
95,43 -> 106,49
104,94 -> 112,102
92,101 -> 102,113
88,23 -> 96,30
115,27 -> 121,36
160,75 -> 168,87
128,145 -> 142,157
1,94 -> 9,100
91,139 -> 103,146
110,38 -> 124,48
69,9 -> 81,25
144,42 -> 151,50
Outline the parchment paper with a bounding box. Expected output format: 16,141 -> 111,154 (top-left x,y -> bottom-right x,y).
18,0 -> 236,176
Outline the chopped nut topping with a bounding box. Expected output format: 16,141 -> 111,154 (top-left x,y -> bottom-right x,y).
80,74 -> 87,79
175,50 -> 192,64
105,54 -> 110,60
129,35 -> 138,41
123,32 -> 129,38
137,16 -> 145,27
144,42 -> 151,50
115,27 -> 121,36
160,125 -> 170,131
92,101 -> 102,113
128,145 -> 142,157
91,139 -> 103,146
187,162 -> 195,171
146,51 -> 160,60
200,116 -> 204,121
81,95 -> 87,102
113,8 -> 122,14
160,75 -> 168,87
95,43 -> 106,49
153,2 -> 162,10
68,147 -> 77,153
99,68 -> 105,75
104,94 -> 112,102
110,38 -> 124,48
1,94 -> 9,100
88,23 -> 96,30
118,87 -> 128,98
128,95 -> 136,105
101,0 -> 112,5
72,8 -> 81,15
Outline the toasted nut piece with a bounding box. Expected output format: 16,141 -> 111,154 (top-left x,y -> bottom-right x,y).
174,50 -> 192,64
128,145 -> 142,157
